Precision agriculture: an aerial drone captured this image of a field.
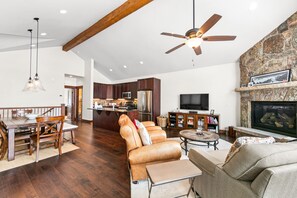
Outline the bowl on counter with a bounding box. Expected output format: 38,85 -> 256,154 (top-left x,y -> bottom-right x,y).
25,114 -> 39,120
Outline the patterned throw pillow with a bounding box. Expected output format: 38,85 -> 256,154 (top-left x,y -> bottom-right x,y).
137,123 -> 152,146
225,136 -> 276,163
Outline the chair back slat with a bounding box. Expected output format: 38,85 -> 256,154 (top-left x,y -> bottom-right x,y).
36,116 -> 65,140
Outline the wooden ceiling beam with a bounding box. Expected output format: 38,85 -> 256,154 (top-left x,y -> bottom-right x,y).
62,0 -> 153,51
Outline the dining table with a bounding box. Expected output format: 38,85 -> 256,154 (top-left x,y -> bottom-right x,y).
0,117 -> 37,161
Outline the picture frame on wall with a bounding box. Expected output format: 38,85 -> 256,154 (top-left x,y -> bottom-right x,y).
250,69 -> 291,86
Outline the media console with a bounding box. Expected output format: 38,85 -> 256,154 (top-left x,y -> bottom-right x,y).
168,112 -> 220,132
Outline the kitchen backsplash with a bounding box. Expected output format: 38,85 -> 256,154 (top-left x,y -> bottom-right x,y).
93,98 -> 137,107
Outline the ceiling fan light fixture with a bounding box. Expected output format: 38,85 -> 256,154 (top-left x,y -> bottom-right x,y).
186,37 -> 203,48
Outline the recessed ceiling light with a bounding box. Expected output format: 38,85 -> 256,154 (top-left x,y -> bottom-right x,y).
69,75 -> 73,78
40,32 -> 47,36
31,44 -> 36,47
249,2 -> 258,11
109,69 -> 113,72
140,61 -> 144,65
60,9 -> 67,14
123,65 -> 127,68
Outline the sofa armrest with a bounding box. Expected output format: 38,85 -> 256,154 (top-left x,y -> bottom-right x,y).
189,148 -> 228,176
146,126 -> 162,131
148,129 -> 166,143
141,121 -> 156,127
129,140 -> 181,165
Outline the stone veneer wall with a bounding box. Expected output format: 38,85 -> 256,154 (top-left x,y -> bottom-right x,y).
239,12 -> 297,127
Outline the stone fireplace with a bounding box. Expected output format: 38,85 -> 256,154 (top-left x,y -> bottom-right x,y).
238,12 -> 297,139
251,101 -> 297,137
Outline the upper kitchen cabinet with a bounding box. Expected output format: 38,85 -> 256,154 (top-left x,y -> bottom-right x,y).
129,82 -> 137,99
106,84 -> 113,99
137,78 -> 158,90
113,84 -> 122,99
93,83 -> 101,98
93,83 -> 113,99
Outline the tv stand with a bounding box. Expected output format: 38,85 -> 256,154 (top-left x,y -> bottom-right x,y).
168,112 -> 220,132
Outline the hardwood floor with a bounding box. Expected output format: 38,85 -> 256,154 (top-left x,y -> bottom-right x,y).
0,122 -> 130,198
0,123 -> 235,198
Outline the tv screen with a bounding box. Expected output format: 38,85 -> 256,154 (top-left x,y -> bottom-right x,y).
180,94 -> 209,110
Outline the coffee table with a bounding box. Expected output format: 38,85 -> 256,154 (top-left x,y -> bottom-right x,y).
179,129 -> 220,155
146,160 -> 202,198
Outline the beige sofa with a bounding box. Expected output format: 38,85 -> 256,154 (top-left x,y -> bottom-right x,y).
189,142 -> 297,198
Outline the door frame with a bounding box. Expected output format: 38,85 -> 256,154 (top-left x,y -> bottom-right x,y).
64,85 -> 83,121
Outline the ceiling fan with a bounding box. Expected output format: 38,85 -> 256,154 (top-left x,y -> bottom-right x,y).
161,0 -> 236,55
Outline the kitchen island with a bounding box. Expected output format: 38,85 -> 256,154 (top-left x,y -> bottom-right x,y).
88,108 -> 138,132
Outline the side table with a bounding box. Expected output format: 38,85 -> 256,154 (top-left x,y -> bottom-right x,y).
146,160 -> 202,198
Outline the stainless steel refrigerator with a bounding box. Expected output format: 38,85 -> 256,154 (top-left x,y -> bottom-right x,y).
137,90 -> 153,121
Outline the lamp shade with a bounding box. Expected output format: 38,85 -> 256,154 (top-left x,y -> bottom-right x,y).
23,78 -> 36,92
33,74 -> 46,91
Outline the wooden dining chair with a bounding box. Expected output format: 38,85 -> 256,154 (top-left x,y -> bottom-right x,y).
32,116 -> 65,162
11,110 -> 33,155
0,126 -> 8,160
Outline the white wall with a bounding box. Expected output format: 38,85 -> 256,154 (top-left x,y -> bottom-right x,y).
113,63 -> 241,129
93,69 -> 111,84
0,47 -> 84,107
64,76 -> 84,86
82,59 -> 94,121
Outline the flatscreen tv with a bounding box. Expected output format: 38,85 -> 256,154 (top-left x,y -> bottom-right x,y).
180,94 -> 209,110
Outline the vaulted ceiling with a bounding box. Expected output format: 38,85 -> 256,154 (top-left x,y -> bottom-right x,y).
1,0 -> 297,80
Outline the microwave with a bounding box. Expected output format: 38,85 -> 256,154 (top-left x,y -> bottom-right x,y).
122,92 -> 131,99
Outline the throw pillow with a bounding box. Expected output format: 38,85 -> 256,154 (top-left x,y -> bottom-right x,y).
225,136 -> 275,163
132,119 -> 140,130
137,123 -> 152,146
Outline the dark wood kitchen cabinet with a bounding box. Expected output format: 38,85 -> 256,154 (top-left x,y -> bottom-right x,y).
106,84 -> 113,99
129,82 -> 137,99
112,82 -> 137,99
113,84 -> 122,99
137,78 -> 155,90
93,83 -> 113,99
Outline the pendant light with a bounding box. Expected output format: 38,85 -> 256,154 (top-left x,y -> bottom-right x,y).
23,29 -> 35,92
33,17 -> 45,91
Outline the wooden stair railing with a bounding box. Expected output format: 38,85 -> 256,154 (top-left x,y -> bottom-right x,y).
0,104 -> 65,119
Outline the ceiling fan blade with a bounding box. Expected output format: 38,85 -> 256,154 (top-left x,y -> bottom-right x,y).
165,43 -> 186,54
193,46 -> 202,55
203,35 -> 237,41
161,32 -> 187,39
198,14 -> 222,35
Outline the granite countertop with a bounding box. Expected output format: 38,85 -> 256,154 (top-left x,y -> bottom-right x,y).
88,107 -> 138,113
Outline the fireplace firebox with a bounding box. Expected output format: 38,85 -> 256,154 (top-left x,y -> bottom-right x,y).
251,101 -> 297,137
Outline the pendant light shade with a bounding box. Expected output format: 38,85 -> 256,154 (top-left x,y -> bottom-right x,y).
33,17 -> 45,91
23,29 -> 35,92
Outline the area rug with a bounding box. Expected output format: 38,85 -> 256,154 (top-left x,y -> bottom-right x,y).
0,142 -> 79,172
131,138 -> 232,198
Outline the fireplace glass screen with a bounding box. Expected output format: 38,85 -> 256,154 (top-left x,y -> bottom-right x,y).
251,101 -> 297,137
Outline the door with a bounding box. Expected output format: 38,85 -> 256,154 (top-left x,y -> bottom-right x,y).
64,86 -> 83,121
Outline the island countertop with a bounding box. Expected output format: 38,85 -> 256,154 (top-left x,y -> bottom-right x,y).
88,108 -> 138,131
88,107 -> 138,113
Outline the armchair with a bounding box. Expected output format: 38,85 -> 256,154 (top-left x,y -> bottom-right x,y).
189,143 -> 297,198
118,114 -> 181,182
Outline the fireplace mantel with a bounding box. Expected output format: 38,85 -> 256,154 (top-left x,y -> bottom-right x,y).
235,81 -> 297,92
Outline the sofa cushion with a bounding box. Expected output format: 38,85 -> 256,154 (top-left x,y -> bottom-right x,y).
225,136 -> 275,162
137,123 -> 152,146
222,143 -> 297,181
